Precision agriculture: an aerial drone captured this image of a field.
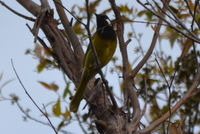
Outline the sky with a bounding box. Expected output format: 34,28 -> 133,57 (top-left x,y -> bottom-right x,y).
0,0 -> 184,134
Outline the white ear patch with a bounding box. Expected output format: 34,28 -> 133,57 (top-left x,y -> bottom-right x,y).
105,18 -> 111,25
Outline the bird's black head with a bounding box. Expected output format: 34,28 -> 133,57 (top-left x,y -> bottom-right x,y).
95,13 -> 116,39
95,14 -> 110,30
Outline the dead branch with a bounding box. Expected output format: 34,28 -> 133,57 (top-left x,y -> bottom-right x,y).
11,59 -> 58,134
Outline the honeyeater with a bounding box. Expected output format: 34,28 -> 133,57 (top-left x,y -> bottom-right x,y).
70,14 -> 117,112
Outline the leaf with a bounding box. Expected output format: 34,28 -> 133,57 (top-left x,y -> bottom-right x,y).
63,82 -> 70,99
148,79 -> 159,86
179,13 -> 190,18
127,32 -> 133,38
73,21 -> 83,35
37,59 -> 51,73
82,113 -> 89,122
119,5 -> 132,13
151,25 -> 156,31
89,0 -> 101,13
161,105 -> 169,114
63,108 -> 70,118
38,81 -> 59,91
137,10 -> 154,20
120,81 -> 125,94
34,44 -> 43,58
57,121 -> 65,131
137,10 -> 147,17
52,98 -> 61,116
0,73 -> 3,81
37,60 -> 46,73
188,0 -> 194,10
25,49 -> 31,55
44,47 -> 52,56
50,83 -> 59,91
160,27 -> 179,47
115,65 -> 123,72
169,60 -> 174,74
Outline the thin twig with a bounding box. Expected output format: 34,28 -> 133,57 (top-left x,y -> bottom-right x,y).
190,1 -> 199,73
0,0 -> 35,21
53,0 -> 85,26
155,56 -> 172,134
184,0 -> 200,29
132,19 -> 169,26
131,0 -> 166,79
161,0 -> 191,34
11,59 -> 58,134
26,23 -> 57,57
75,113 -> 88,134
16,101 -> 50,126
32,0 -> 51,43
137,0 -> 200,44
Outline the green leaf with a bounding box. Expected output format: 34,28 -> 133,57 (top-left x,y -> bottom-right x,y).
37,59 -> 47,73
63,108 -> 70,118
137,10 -> 154,20
53,98 -> 61,116
0,73 -> 3,81
38,81 -> 59,91
57,120 -> 65,131
25,49 -> 32,55
73,21 -> 83,35
119,5 -> 132,13
37,59 -> 52,73
169,60 -> 174,74
63,82 -> 70,99
89,0 -> 101,13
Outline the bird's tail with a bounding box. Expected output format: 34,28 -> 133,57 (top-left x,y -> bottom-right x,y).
70,70 -> 90,112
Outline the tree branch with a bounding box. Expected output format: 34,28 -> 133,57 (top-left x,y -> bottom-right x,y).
131,0 -> 170,79
16,0 -> 40,16
109,0 -> 141,132
139,69 -> 200,134
0,1 -> 35,21
53,0 -> 84,66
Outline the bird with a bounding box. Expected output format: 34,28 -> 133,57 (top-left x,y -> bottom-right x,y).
70,14 -> 117,112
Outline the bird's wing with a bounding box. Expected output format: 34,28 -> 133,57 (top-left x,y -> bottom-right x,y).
82,33 -> 96,67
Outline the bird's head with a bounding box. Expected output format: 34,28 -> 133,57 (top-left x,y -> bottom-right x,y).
95,13 -> 111,30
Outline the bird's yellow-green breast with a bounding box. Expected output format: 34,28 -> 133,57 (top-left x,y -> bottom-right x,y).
84,32 -> 117,71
